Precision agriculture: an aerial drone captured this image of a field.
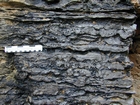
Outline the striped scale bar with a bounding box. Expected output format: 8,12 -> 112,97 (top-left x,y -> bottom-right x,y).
4,45 -> 43,53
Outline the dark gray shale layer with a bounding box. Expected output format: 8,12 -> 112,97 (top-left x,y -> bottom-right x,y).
0,0 -> 137,105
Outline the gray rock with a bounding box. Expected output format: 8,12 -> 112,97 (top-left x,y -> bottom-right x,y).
73,52 -> 102,61
74,77 -> 86,87
0,0 -> 136,105
33,83 -> 58,95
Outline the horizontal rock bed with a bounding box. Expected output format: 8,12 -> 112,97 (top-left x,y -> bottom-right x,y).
0,0 -> 136,105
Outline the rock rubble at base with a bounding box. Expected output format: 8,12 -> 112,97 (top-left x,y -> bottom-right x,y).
0,0 -> 137,105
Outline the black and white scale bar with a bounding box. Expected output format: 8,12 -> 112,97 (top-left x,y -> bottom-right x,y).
5,45 -> 43,53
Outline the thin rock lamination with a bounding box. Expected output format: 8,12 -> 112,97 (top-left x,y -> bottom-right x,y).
0,0 -> 137,105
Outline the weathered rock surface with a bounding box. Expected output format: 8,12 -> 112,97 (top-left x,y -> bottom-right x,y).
0,0 -> 136,105
129,7 -> 140,103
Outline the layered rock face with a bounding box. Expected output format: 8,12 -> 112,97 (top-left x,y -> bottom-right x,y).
0,0 -> 137,105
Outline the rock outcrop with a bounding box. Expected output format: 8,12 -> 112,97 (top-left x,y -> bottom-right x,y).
0,0 -> 136,105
